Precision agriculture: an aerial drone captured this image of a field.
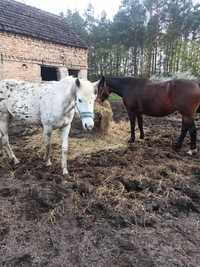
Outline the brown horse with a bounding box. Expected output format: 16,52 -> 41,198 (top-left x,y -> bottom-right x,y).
98,77 -> 200,155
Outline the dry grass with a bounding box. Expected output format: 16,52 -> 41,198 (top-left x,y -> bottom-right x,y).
24,114 -> 152,163
94,100 -> 113,134
25,120 -> 132,161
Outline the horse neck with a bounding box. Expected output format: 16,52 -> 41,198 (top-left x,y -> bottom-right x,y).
106,78 -> 125,98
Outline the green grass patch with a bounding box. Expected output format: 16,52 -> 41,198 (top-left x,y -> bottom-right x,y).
109,93 -> 121,101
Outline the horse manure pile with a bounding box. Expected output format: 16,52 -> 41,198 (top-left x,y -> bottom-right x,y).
0,101 -> 200,267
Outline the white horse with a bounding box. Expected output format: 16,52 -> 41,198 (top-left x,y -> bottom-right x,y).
0,77 -> 99,175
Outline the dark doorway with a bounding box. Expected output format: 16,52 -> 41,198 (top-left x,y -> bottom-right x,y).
68,69 -> 80,78
41,66 -> 60,81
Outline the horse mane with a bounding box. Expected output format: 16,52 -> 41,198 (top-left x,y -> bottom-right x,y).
104,77 -> 149,91
105,76 -> 148,83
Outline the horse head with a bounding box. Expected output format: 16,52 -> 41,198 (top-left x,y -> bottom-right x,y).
75,78 -> 99,131
97,76 -> 111,102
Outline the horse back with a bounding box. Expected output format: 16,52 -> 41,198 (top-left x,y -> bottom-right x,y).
0,80 -> 41,122
125,79 -> 200,117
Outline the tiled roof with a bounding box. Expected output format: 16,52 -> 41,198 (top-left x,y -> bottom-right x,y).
0,0 -> 87,49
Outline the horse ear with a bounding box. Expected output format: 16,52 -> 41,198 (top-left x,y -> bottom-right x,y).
99,76 -> 106,87
93,79 -> 101,87
75,78 -> 80,88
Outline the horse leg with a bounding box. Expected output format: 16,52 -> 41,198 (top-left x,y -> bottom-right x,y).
127,112 -> 136,143
43,125 -> 52,166
137,114 -> 144,139
3,137 -> 19,165
175,116 -> 192,151
0,115 -> 19,165
60,124 -> 71,176
187,120 -> 198,156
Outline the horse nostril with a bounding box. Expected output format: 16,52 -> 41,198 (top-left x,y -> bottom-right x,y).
84,123 -> 93,131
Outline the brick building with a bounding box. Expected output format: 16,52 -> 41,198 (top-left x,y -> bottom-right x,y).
0,0 -> 88,82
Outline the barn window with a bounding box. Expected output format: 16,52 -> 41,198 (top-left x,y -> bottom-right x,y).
41,66 -> 60,81
68,69 -> 80,78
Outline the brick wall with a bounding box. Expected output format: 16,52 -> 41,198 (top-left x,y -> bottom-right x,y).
0,32 -> 88,81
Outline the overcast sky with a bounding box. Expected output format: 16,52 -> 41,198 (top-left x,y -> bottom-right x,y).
19,0 -> 122,19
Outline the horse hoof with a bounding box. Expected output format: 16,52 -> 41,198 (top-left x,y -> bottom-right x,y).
140,134 -> 145,140
10,158 -> 20,166
128,138 -> 135,144
62,173 -> 74,184
14,159 -> 20,165
63,169 -> 70,177
187,149 -> 198,156
45,160 -> 52,167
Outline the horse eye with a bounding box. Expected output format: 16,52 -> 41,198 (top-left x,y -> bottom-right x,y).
78,99 -> 82,103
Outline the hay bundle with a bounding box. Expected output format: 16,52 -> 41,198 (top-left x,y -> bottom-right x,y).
94,100 -> 113,135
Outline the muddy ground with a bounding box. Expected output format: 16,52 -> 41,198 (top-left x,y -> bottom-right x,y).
0,101 -> 200,267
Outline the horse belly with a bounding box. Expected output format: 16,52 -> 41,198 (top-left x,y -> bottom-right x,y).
142,100 -> 175,117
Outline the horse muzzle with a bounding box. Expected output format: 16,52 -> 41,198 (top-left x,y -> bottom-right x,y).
82,118 -> 94,131
80,112 -> 94,131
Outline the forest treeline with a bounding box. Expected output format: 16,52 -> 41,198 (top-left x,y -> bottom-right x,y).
61,0 -> 200,79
